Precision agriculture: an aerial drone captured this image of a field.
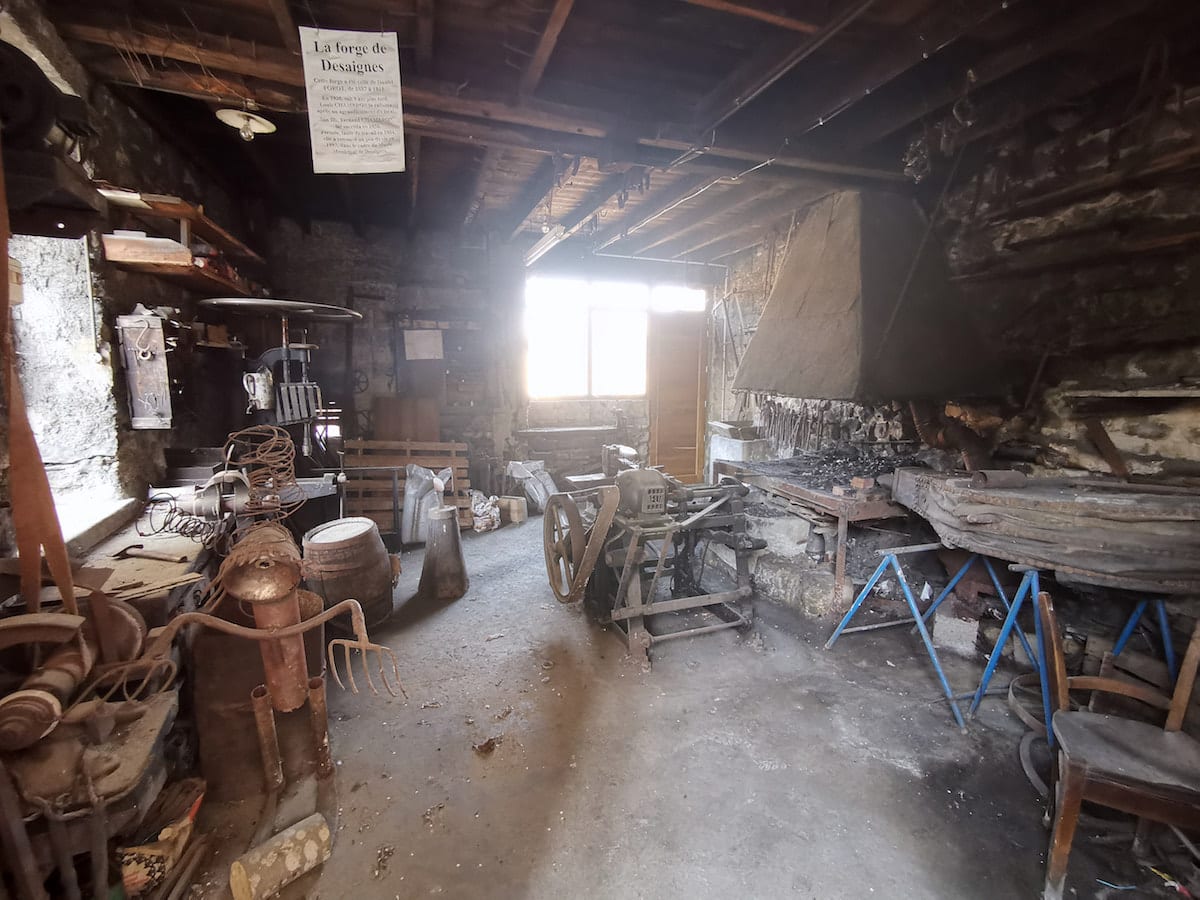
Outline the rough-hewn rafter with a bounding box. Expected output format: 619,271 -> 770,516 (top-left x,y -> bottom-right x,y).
500,156 -> 563,240
62,18 -> 903,182
519,0 -> 575,97
268,0 -> 301,54
676,0 -> 821,34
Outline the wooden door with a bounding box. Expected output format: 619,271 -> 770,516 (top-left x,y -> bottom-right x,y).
647,311 -> 707,483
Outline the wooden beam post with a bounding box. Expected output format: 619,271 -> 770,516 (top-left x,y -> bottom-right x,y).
416,0 -> 434,73
268,0 -> 302,54
675,0 -> 821,34
462,147 -> 502,228
519,0 -> 575,97
501,156 -> 563,241
834,0 -> 1154,151
621,182 -> 784,255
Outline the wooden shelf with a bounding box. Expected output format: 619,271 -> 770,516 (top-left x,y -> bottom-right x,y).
98,186 -> 264,264
102,232 -> 253,296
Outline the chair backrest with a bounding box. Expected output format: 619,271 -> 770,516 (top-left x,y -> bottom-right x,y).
1037,592 -> 1070,717
1038,591 -> 1200,733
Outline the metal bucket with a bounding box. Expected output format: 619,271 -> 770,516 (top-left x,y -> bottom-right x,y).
302,517 -> 395,628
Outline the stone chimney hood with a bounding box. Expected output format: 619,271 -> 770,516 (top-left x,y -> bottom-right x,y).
732,190 -> 1001,401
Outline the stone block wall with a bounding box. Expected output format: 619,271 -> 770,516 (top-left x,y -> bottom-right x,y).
266,220 -> 526,474
0,0 -> 251,552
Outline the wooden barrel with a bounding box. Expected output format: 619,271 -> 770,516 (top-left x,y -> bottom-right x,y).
302,517 -> 394,628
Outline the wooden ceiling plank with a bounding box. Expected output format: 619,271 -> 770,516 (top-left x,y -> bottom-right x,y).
653,184 -> 832,258
624,182 -> 783,255
690,0 -> 879,138
85,56 -> 307,113
501,156 -> 564,241
675,0 -> 821,34
462,147 -> 502,227
837,0 -> 1154,150
65,18 -> 902,181
591,173 -> 720,250
407,135 -> 422,228
268,0 -> 302,54
519,0 -> 576,97
523,164 -> 646,255
416,0 -> 434,73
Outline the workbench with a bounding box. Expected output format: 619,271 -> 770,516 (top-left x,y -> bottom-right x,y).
713,459 -> 906,604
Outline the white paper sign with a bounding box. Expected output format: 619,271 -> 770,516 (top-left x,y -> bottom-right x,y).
404,329 -> 444,361
299,27 -> 406,174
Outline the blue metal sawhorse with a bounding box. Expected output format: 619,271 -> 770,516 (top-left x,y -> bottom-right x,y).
1112,598 -> 1177,682
825,542 -> 967,731
964,565 -> 1056,745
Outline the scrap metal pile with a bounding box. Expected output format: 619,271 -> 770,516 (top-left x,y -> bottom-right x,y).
0,426 -> 401,898
543,467 -> 765,665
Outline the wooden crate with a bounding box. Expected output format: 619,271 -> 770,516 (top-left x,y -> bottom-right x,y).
343,440 -> 472,532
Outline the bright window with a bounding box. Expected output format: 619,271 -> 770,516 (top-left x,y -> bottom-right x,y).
525,276 -> 707,399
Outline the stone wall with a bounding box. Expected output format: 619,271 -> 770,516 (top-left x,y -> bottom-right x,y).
0,0 -> 249,552
9,235 -> 118,498
267,220 -> 526,476
936,81 -> 1200,481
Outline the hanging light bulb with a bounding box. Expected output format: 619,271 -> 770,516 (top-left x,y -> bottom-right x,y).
216,108 -> 277,142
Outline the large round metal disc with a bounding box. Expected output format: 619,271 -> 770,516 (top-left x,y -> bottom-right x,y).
199,297 -> 363,321
543,494 -> 585,602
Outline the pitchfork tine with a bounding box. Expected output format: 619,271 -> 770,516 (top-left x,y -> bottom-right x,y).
327,643 -> 347,691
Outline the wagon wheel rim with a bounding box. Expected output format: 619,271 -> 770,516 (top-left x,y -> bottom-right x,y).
543,494 -> 585,602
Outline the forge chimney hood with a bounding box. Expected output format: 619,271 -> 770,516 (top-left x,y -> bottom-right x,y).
732,190 -> 1001,401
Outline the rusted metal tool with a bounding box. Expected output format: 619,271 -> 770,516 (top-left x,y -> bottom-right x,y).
112,544 -> 188,563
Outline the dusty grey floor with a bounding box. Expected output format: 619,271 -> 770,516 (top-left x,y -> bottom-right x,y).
291,519 -> 1139,899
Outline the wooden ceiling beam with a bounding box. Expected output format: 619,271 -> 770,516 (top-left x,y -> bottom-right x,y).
674,0 -> 821,34
591,174 -> 729,250
653,184 -> 832,258
268,0 -> 302,54
415,0 -> 434,73
689,0 -> 878,138
835,0 -> 1154,151
86,56 -> 307,113
500,156 -> 565,241
65,19 -> 902,181
407,136 -> 422,228
622,182 -> 784,255
519,0 -> 575,98
522,165 -> 647,257
462,147 -> 502,228
690,0 -> 1007,152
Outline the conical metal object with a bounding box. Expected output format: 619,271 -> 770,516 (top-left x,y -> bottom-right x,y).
418,505 -> 469,601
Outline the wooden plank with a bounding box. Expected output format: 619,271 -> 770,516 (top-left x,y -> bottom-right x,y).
835,0 -> 1154,151
345,439 -> 468,452
518,0 -> 576,97
101,233 -> 192,266
501,156 -> 562,240
1083,418 -> 1131,481
593,173 -> 716,250
70,21 -> 902,183
676,0 -> 821,34
415,0 -> 435,73
268,0 -> 301,54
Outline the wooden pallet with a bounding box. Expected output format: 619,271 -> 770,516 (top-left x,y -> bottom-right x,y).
343,440 -> 472,532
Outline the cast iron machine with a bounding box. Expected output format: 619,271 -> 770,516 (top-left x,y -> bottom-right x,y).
543,469 -> 765,665
199,297 -> 362,457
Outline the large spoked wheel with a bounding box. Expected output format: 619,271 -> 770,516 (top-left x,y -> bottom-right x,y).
543,494 -> 586,602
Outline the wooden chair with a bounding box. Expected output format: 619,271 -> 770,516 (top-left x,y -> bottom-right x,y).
1039,591 -> 1200,900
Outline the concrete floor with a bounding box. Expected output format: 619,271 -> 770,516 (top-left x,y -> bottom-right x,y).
289,519 -> 1144,899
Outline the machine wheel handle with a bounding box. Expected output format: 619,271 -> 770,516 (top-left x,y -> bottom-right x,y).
543,494 -> 585,602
